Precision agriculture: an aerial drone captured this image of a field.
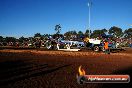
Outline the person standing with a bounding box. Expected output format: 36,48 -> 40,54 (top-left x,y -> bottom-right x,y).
104,40 -> 110,54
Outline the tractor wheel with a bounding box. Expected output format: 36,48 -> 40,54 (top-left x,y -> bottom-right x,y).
93,46 -> 99,52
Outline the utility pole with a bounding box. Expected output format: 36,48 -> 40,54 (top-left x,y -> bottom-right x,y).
88,1 -> 92,38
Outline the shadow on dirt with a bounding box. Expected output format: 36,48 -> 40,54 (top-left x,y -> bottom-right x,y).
0,47 -> 35,50
101,67 -> 132,88
0,60 -> 71,86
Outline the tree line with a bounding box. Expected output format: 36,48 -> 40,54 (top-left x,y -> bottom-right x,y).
0,25 -> 132,44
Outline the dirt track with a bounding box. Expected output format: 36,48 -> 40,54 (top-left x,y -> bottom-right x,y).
0,49 -> 132,88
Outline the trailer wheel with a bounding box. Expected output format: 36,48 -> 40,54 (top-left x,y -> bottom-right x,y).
93,46 -> 99,52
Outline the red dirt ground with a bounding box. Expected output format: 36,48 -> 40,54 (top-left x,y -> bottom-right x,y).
0,48 -> 132,88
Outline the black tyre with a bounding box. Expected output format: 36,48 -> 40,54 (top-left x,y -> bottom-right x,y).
93,46 -> 99,52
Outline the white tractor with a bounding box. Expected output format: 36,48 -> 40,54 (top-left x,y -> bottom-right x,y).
83,38 -> 104,52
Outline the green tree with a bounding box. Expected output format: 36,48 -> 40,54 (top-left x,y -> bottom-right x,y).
0,36 -> 3,42
124,28 -> 132,38
64,31 -> 71,40
28,37 -> 34,43
5,37 -> 16,42
78,31 -> 83,35
55,24 -> 61,34
64,30 -> 77,40
52,34 -> 63,39
42,34 -> 50,40
102,28 -> 107,33
84,29 -> 92,37
34,33 -> 42,38
108,26 -> 123,37
77,31 -> 84,40
91,29 -> 106,38
19,36 -> 25,43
